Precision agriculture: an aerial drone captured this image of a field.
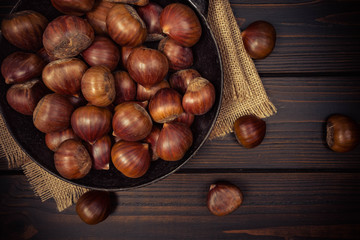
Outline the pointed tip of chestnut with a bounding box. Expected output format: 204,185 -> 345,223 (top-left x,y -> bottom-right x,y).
233,115 -> 266,149
207,182 -> 243,216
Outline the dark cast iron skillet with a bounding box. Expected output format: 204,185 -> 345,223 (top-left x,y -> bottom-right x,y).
0,0 -> 223,191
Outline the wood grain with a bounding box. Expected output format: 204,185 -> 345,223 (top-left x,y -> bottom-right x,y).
1,173 -> 360,240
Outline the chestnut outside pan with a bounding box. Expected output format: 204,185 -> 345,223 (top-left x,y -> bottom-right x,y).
0,0 -> 223,191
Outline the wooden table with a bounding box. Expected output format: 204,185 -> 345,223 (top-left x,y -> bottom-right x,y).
1,0 -> 360,239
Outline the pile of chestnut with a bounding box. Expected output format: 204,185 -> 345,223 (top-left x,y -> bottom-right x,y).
1,0 -> 217,181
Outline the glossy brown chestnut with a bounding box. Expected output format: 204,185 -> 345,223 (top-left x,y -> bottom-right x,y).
76,190 -> 111,225
106,4 -> 147,47
1,51 -> 46,84
326,114 -> 360,153
136,2 -> 164,41
43,15 -> 95,59
169,68 -> 201,94
143,124 -> 161,161
182,77 -> 216,115
71,105 -> 112,144
51,0 -> 95,16
66,94 -> 88,108
156,122 -> 193,161
113,71 -> 137,105
81,66 -> 116,107
33,93 -> 74,133
241,20 -> 276,59
6,79 -> 48,116
42,58 -> 88,96
160,3 -> 202,47
173,111 -> 195,127
81,36 -> 120,71
86,135 -> 112,170
86,0 -> 115,35
1,10 -> 48,50
136,80 -> 170,101
158,37 -> 193,70
127,47 -> 169,88
111,141 -> 151,178
54,139 -> 92,180
233,115 -> 266,149
45,128 -> 80,152
148,88 -> 184,123
37,47 -> 57,63
112,102 -> 153,141
207,182 -> 243,216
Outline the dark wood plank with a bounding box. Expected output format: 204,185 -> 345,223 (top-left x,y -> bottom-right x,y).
1,172 -> 359,239
230,0 -> 360,74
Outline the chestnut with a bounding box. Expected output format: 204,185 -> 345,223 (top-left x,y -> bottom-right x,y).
112,102 -> 153,141
113,71 -> 137,105
233,115 -> 266,149
326,114 -> 360,153
111,141 -> 151,178
1,10 -> 48,51
33,93 -> 74,133
76,190 -> 111,225
136,80 -> 170,101
160,3 -> 202,47
143,124 -> 161,161
106,4 -> 147,47
54,139 -> 92,180
81,66 -> 116,107
182,77 -> 216,115
169,68 -> 201,94
173,112 -> 195,127
158,37 -> 193,71
6,79 -> 48,116
71,105 -> 112,144
51,0 -> 95,16
121,46 -> 140,70
86,135 -> 112,170
37,47 -> 57,63
42,58 -> 88,96
127,47 -> 169,88
241,20 -> 276,59
148,88 -> 184,123
43,15 -> 95,59
45,128 -> 80,152
86,0 -> 115,35
207,182 -> 243,216
136,2 -> 164,41
1,51 -> 46,84
156,122 -> 193,161
81,36 -> 120,71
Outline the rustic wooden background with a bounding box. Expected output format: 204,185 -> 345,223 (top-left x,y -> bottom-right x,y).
1,0 -> 360,239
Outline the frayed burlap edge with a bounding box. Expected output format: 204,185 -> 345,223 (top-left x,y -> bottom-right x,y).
207,0 -> 277,139
0,114 -> 88,212
22,161 -> 89,212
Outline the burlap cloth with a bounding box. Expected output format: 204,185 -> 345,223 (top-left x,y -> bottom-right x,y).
0,0 -> 276,212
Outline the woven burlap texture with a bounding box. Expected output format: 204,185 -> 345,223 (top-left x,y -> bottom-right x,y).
208,0 -> 276,139
0,0 -> 276,212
